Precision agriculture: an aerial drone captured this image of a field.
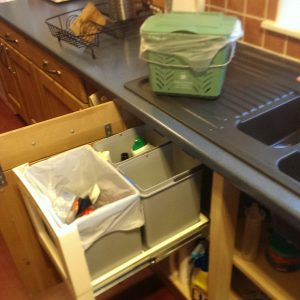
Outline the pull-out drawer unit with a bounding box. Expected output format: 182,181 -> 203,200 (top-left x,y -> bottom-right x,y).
12,109 -> 208,300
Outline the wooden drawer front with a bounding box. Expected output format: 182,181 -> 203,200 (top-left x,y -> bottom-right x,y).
27,42 -> 88,103
0,20 -> 29,56
35,66 -> 88,120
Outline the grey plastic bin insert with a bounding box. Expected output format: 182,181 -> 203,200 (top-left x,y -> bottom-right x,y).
118,143 -> 203,248
93,125 -> 168,164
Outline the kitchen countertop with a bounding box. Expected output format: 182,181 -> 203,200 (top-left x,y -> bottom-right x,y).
1,0 -> 300,232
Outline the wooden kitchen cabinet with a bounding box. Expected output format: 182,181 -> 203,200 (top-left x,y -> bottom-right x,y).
208,173 -> 300,300
0,19 -> 91,123
0,37 -> 87,124
27,40 -> 89,104
5,43 -> 44,123
0,48 -> 8,104
0,102 -> 132,295
0,18 -> 30,56
0,41 -> 29,122
33,65 -> 88,120
0,19 -> 37,122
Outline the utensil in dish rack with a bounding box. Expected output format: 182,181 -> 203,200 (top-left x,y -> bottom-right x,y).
108,0 -> 137,21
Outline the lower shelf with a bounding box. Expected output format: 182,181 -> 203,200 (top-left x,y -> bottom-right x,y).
168,274 -> 191,299
233,241 -> 300,300
231,266 -> 271,300
154,258 -> 191,300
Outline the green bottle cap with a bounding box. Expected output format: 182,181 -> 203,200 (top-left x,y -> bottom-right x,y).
132,137 -> 146,151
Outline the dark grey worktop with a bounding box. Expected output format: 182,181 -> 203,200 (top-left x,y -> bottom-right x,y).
1,0 -> 300,232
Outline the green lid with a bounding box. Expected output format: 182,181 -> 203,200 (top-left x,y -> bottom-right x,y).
132,137 -> 146,151
141,12 -> 237,36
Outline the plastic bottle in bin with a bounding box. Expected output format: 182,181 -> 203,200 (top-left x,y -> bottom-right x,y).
191,240 -> 209,300
121,152 -> 129,161
241,202 -> 266,261
131,136 -> 154,156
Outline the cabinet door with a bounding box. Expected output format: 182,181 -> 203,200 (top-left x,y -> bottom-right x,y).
0,41 -> 27,120
33,65 -> 88,120
0,18 -> 30,57
26,39 -> 88,103
0,56 -> 8,104
0,67 -> 8,103
6,44 -> 44,124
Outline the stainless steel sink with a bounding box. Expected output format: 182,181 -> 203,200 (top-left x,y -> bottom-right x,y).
237,96 -> 300,148
278,152 -> 300,182
125,44 -> 300,195
237,96 -> 300,183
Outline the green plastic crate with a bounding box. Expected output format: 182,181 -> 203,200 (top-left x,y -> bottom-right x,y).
140,12 -> 240,98
146,45 -> 231,98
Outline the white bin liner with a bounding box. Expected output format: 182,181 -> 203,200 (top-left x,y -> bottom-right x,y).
24,145 -> 144,250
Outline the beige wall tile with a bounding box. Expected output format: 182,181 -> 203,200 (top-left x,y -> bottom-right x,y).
205,0 -> 299,62
210,0 -> 226,7
244,17 -> 264,46
264,31 -> 285,54
286,38 -> 300,60
247,0 -> 266,18
227,0 -> 245,12
267,0 -> 279,20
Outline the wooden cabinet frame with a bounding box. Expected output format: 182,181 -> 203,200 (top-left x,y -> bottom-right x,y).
208,173 -> 240,300
0,19 -> 91,125
208,173 -> 300,300
0,103 -> 129,294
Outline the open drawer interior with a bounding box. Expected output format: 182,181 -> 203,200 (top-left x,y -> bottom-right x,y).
7,102 -> 209,299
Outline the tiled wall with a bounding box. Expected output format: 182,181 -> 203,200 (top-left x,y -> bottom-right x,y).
206,0 -> 300,61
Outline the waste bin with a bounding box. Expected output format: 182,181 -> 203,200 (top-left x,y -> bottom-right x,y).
118,143 -> 203,248
18,145 -> 144,280
140,12 -> 243,98
93,124 -> 169,164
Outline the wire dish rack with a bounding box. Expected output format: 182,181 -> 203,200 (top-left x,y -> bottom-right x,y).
45,3 -> 152,58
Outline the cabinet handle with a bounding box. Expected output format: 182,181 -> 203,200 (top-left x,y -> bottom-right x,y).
42,60 -> 61,76
3,46 -> 15,74
8,66 -> 16,75
0,43 -> 8,67
4,33 -> 19,44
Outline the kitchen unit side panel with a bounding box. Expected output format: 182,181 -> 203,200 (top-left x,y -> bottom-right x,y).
0,103 -> 129,295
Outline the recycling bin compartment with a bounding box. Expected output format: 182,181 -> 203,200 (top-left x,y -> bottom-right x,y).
13,145 -> 144,288
92,124 -> 169,164
118,143 -> 203,248
85,229 -> 142,280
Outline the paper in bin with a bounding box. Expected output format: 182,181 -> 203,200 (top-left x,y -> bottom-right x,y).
24,145 -> 144,250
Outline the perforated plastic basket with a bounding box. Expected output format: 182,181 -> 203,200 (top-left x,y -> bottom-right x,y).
146,45 -> 231,98
141,12 -> 240,98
